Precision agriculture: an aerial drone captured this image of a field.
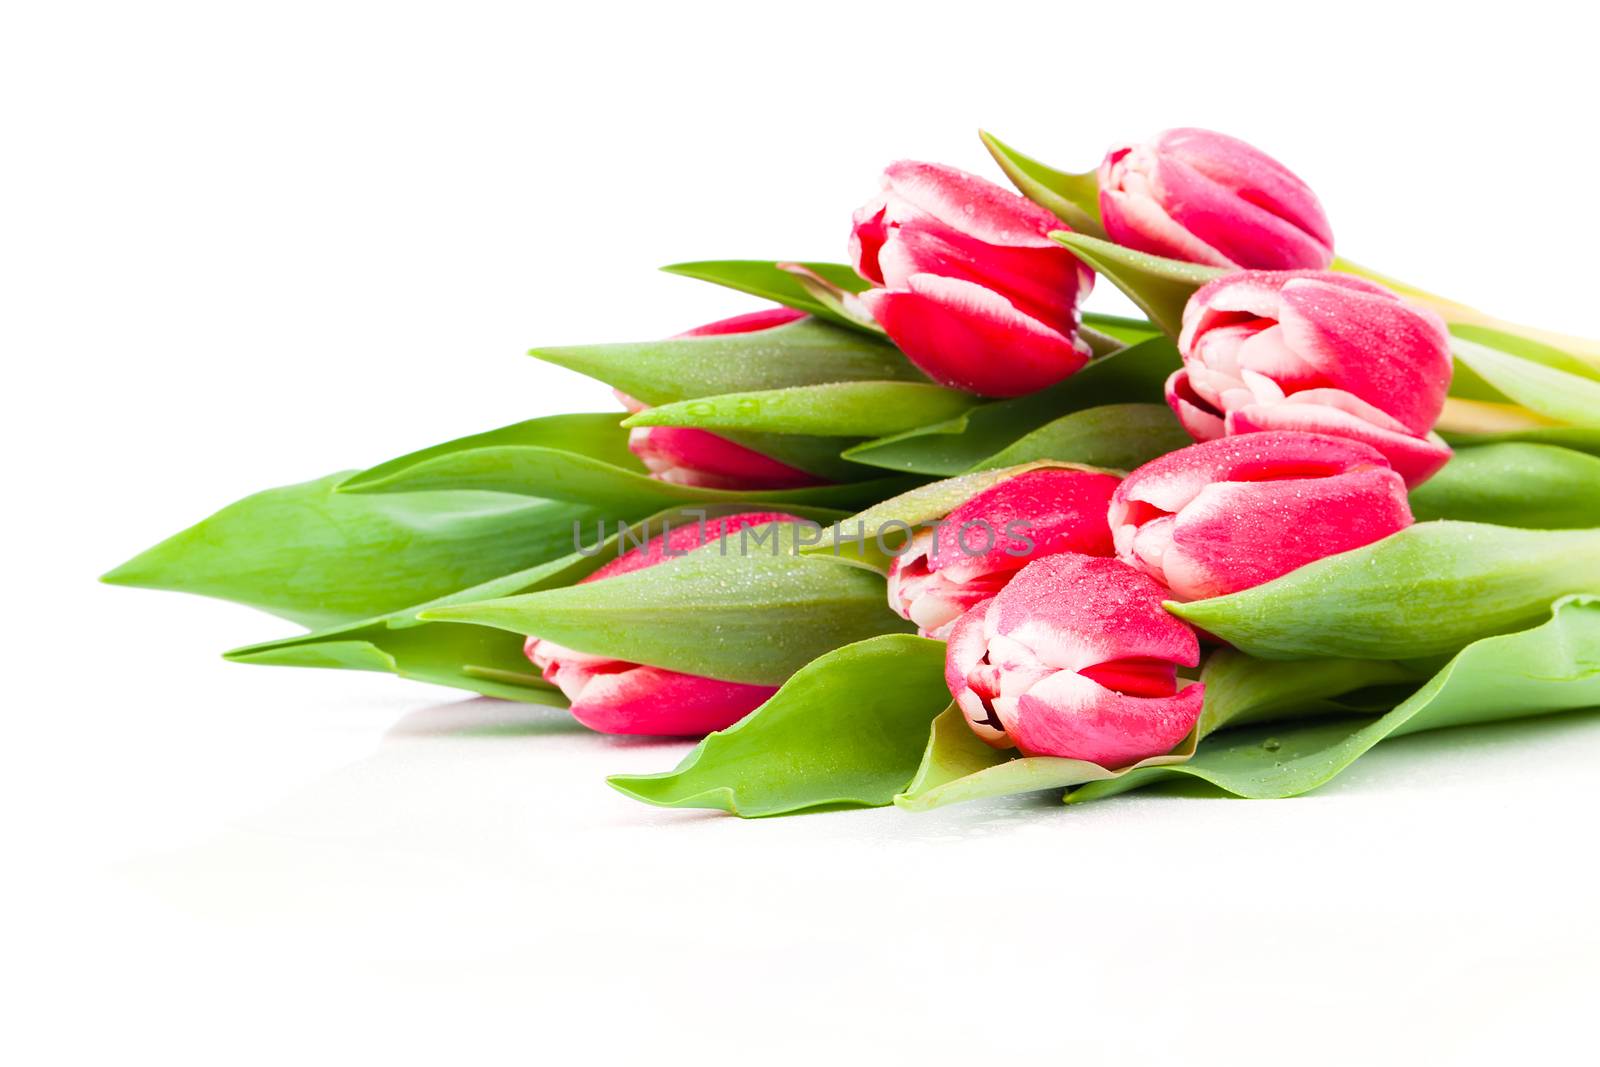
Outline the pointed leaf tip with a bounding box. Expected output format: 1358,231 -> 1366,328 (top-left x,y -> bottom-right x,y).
1051,232 -> 1225,337
980,130 -> 1105,237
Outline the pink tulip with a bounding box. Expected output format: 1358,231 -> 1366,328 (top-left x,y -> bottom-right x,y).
850,161 -> 1094,397
526,512 -> 802,735
623,307 -> 826,490
887,467 -> 1121,638
1099,128 -> 1335,270
1109,431 -> 1413,602
944,554 -> 1203,765
1169,270 -> 1453,486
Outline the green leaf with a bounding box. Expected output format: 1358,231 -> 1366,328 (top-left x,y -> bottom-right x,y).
528,320 -> 922,477
893,706 -> 1200,812
842,336 -> 1181,475
335,412 -> 918,512
980,131 -> 1104,237
346,413 -> 639,486
1451,338 -> 1600,428
659,260 -> 878,332
227,617 -> 564,703
624,381 -> 979,437
1409,444 -> 1600,528
1071,595 -> 1600,804
1049,233 -> 1226,337
892,648 -> 1419,811
971,403 -> 1192,472
1440,425 -> 1600,457
774,262 -> 886,334
1170,522 -> 1600,661
607,635 -> 950,817
102,472 -> 608,629
529,317 -> 917,407
220,504 -> 848,699
418,522 -> 913,685
1194,649 -> 1423,737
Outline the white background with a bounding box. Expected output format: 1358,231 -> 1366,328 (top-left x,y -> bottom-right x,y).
7,2 -> 1599,1063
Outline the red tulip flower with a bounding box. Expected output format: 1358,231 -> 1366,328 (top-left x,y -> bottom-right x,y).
526,512 -> 803,735
850,161 -> 1094,397
1169,270 -> 1453,486
945,554 -> 1203,766
1109,431 -> 1414,602
887,467 -> 1120,638
1099,128 -> 1334,270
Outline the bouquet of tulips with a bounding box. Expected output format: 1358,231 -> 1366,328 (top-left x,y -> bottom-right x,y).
106,128 -> 1600,816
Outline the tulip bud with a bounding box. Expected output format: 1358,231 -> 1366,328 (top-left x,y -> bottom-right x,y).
944,554 -> 1203,765
1170,270 -> 1453,486
850,161 -> 1094,397
1098,128 -> 1334,270
526,512 -> 803,735
623,308 -> 826,490
887,467 -> 1121,638
1109,431 -> 1413,602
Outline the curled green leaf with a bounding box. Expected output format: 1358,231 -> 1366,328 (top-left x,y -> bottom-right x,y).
893,647 -> 1417,812
893,707 -> 1199,812
608,635 -> 950,817
1072,596 -> 1600,804
529,317 -> 916,407
418,522 -> 912,685
1170,522 -> 1600,661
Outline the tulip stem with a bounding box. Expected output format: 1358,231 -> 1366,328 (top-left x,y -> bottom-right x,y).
1435,398 -> 1560,435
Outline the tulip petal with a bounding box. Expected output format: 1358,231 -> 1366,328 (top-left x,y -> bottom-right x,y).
565,663 -> 778,736
888,469 -> 1120,637
1276,277 -> 1452,436
1004,672 -> 1203,766
987,554 -> 1200,673
848,198 -> 890,285
1109,428 -> 1392,523
1155,128 -> 1335,251
628,426 -> 824,491
1159,466 -> 1413,600
673,306 -> 808,338
929,468 -> 1119,580
861,276 -> 1089,397
1165,369 -> 1226,441
1100,148 -> 1237,269
1157,174 -> 1327,271
945,598 -> 1011,747
1226,402 -> 1452,488
876,222 -> 1089,336
881,160 -> 1065,249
